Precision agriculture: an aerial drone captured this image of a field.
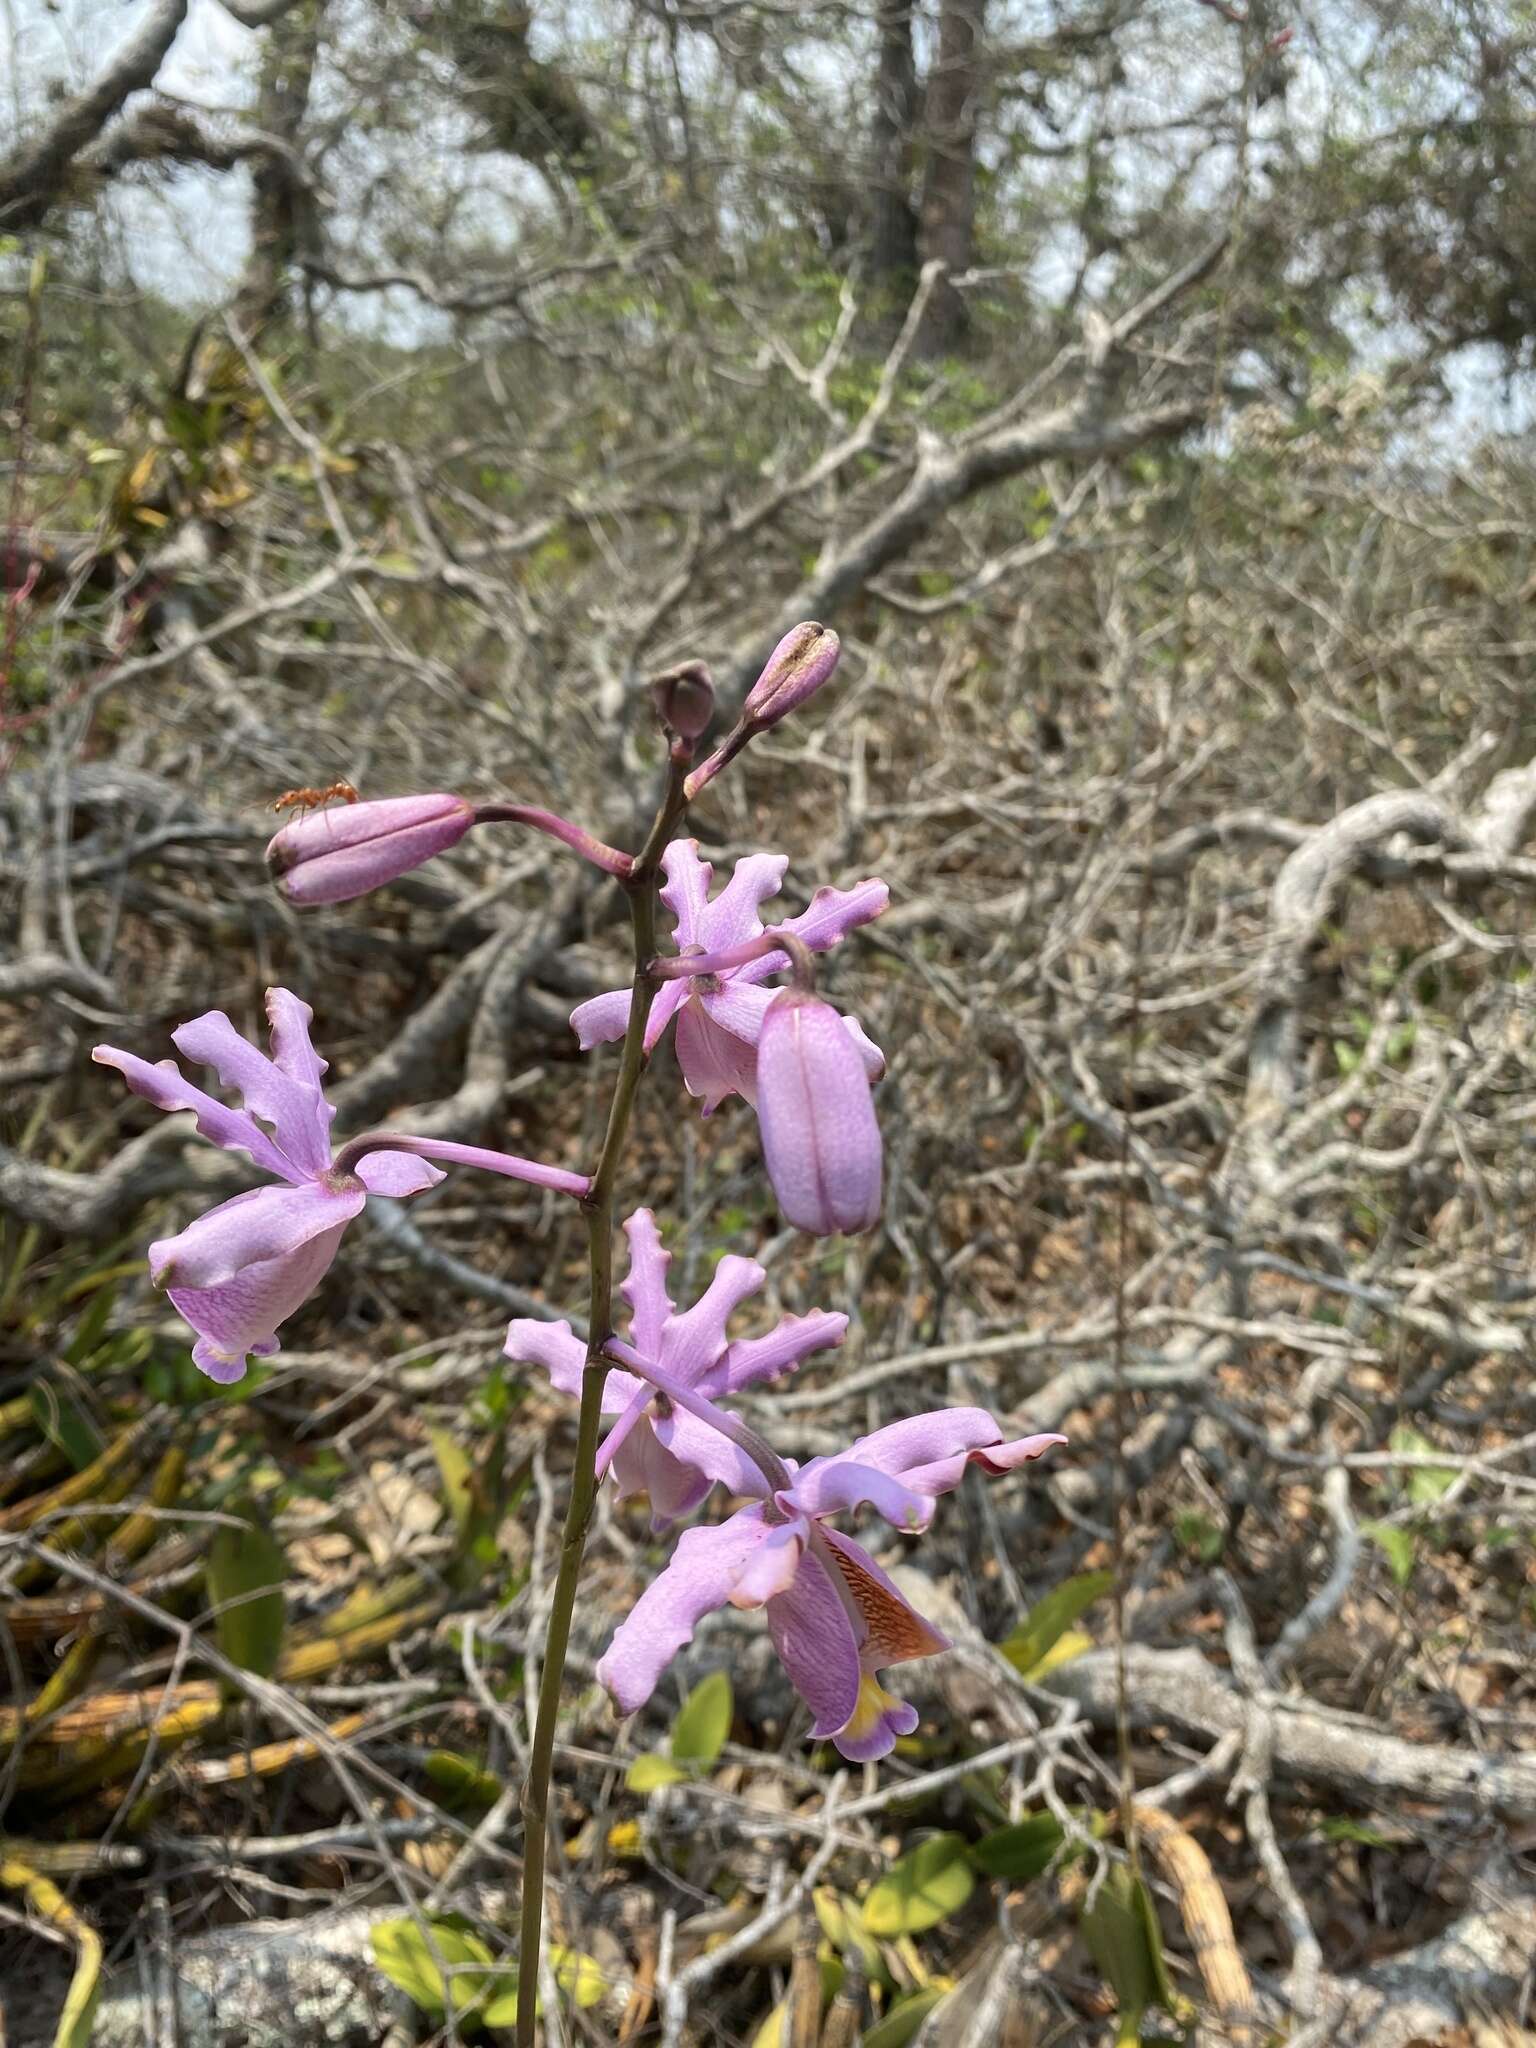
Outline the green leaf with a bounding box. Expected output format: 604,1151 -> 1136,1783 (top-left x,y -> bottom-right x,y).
430,1428 -> 474,1537
28,1384 -> 102,1473
206,1512 -> 287,1677
999,1571 -> 1113,1679
481,1947 -> 607,2025
626,1753 -> 689,1793
1174,1510 -> 1226,1563
970,1812 -> 1068,1880
670,1670 -> 732,1765
424,1751 -> 503,1812
1388,1425 -> 1457,1504
812,1887 -> 885,1979
862,1833 -> 975,1936
1080,1864 -> 1171,2028
369,1918 -> 493,2017
1319,1817 -> 1399,1848
1362,1519 -> 1416,1586
858,1984 -> 950,2048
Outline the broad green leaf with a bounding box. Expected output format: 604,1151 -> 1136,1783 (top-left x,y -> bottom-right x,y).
481,1946 -> 608,2024
1389,1425 -> 1457,1505
1081,1865 -> 1173,2029
1362,1520 -> 1415,1586
670,1670 -> 733,1765
858,1984 -> 951,2048
206,1513 -> 287,1677
812,1887 -> 884,1979
626,1753 -> 688,1793
369,1918 -> 493,2016
863,1833 -> 975,1936
1026,1627 -> 1094,1679
424,1751 -> 503,1811
999,1571 -> 1113,1679
970,1812 -> 1067,1881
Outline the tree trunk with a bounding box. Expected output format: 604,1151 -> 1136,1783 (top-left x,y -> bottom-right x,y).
231,2 -> 323,341
869,1 -> 920,317
919,0 -> 986,355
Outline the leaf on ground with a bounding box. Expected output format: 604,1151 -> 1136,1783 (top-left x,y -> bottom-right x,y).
998,1570 -> 1113,1679
206,1512 -> 287,1677
863,1833 -> 975,1936
670,1669 -> 732,1765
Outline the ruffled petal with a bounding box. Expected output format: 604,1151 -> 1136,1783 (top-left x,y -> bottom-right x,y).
709,1309 -> 848,1396
779,1457 -> 932,1533
739,879 -> 891,981
657,1253 -> 765,1384
91,1047 -> 299,1184
833,1675 -> 919,1763
168,1221 -> 349,1381
674,996 -> 760,1113
172,1010 -> 331,1179
149,1182 -> 364,1292
842,1408 -> 1065,1497
352,1151 -> 446,1196
264,988 -> 336,1151
620,1208 -> 674,1358
764,1544 -> 862,1738
503,1317 -> 592,1397
698,853 -> 789,952
596,1507 -> 777,1715
659,839 -> 714,946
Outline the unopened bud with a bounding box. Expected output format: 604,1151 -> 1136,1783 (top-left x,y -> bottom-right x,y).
648,660 -> 716,739
756,987 -> 882,1236
743,623 -> 840,729
267,793 -> 474,905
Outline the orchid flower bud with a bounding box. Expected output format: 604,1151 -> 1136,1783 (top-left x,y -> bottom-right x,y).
743,622 -> 841,730
756,986 -> 882,1235
267,793 -> 474,905
649,659 -> 716,739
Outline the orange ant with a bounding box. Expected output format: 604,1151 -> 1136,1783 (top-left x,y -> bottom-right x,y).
271,780 -> 360,819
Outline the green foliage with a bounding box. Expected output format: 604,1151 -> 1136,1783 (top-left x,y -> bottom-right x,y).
999,1571 -> 1113,1680
206,1511 -> 287,1678
625,1671 -> 733,1791
862,1834 -> 975,1936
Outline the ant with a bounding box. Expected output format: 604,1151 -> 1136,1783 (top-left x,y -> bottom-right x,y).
271,780 -> 360,819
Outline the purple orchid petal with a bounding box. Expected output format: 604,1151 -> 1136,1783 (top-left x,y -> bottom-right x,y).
675,996 -> 761,1113
503,1317 -> 590,1398
708,1309 -> 849,1396
149,1182 -> 364,1292
91,1047 -> 300,1184
698,853 -> 790,952
764,1544 -> 862,1738
621,1209 -> 675,1358
172,1010 -> 333,1180
266,793 -> 475,906
608,1422 -> 715,1531
596,1507 -> 785,1716
658,1253 -> 766,1384
833,1676 -> 920,1762
739,879 -> 891,981
780,1457 -> 934,1533
842,1409 -> 1066,1496
842,1011 -> 887,1082
659,839 -> 715,945
697,978 -> 775,1046
353,1152 -> 445,1196
756,990 -> 883,1235
821,1528 -> 950,1666
651,1407 -> 774,1504
570,978 -> 688,1056
167,1219 -> 351,1381
264,990 -> 335,1145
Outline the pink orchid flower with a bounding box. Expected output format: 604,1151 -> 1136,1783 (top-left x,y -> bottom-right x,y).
596,1410 -> 1064,1762
505,1208 -> 847,1528
570,840 -> 888,1114
95,989 -> 587,1383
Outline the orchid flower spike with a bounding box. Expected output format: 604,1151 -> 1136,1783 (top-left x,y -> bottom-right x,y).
597,1409 -> 1065,1762
572,839 -> 887,1114
757,986 -> 883,1235
505,1208 -> 847,1529
95,989 -> 587,1382
267,793 -> 474,905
